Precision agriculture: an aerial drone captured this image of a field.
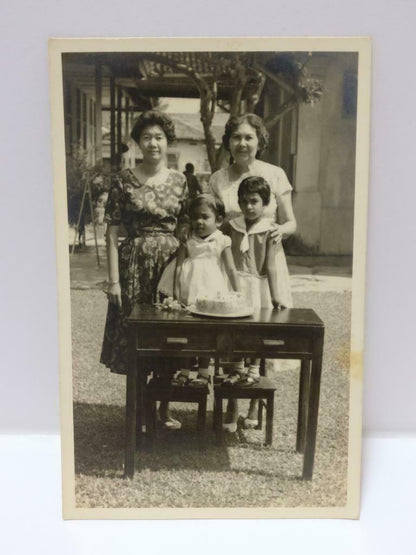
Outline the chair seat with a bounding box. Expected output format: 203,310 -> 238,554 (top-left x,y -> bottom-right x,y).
214,376 -> 276,400
145,378 -> 209,441
147,378 -> 209,402
214,376 -> 276,445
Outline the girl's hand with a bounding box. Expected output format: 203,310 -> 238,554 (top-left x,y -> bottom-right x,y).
107,282 -> 122,309
272,299 -> 285,310
176,223 -> 190,244
270,223 -> 283,245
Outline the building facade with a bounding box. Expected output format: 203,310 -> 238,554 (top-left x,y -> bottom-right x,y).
62,52 -> 358,256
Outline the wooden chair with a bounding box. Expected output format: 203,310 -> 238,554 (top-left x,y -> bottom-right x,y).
145,376 -> 209,445
213,360 -> 277,445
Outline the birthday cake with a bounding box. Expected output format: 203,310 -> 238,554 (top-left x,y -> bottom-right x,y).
195,291 -> 249,315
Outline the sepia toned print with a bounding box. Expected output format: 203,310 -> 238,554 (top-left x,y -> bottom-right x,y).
49,37 -> 371,519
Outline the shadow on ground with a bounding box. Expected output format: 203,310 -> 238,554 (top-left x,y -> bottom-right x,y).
74,402 -> 234,477
73,402 -> 304,482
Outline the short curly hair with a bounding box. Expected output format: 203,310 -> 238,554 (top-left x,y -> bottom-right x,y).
238,176 -> 271,206
130,110 -> 176,145
222,113 -> 269,157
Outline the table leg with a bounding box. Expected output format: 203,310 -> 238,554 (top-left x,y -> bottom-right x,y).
303,336 -> 324,480
215,395 -> 223,445
124,327 -> 137,479
296,359 -> 311,454
213,357 -> 220,431
136,367 -> 145,445
197,398 -> 205,431
265,393 -> 274,446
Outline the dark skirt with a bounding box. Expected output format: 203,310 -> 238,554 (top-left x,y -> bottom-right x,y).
100,233 -> 181,375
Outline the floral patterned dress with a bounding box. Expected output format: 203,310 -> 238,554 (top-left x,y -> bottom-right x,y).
100,168 -> 188,375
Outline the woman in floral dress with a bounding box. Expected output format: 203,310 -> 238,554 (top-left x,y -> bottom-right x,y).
100,110 -> 188,429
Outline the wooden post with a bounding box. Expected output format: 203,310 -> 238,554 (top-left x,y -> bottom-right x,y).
70,83 -> 77,154
125,96 -> 130,138
110,76 -> 116,169
117,86 -> 122,164
277,88 -> 284,165
95,63 -> 102,163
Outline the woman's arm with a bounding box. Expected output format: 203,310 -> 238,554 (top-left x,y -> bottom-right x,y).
176,176 -> 191,243
173,243 -> 187,301
265,237 -> 281,309
222,247 -> 241,293
270,191 -> 297,245
106,224 -> 122,309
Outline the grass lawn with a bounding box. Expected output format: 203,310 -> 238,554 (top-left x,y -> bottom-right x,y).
71,288 -> 350,508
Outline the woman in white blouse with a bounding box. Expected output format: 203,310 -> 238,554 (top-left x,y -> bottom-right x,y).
209,113 -> 297,430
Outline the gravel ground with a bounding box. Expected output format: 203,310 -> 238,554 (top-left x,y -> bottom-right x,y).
71,288 -> 350,508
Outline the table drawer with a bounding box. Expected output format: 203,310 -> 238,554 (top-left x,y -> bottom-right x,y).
233,333 -> 312,354
137,327 -> 217,351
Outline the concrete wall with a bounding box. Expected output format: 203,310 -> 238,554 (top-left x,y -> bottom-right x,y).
264,53 -> 358,255
294,52 -> 358,255
169,141 -> 212,174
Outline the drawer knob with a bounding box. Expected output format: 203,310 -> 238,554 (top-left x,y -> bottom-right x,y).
263,339 -> 285,346
166,337 -> 189,345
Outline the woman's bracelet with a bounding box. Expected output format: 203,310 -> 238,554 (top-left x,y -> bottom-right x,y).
108,280 -> 119,285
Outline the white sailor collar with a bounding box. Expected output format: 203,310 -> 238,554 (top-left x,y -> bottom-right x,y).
229,216 -> 270,235
229,216 -> 271,253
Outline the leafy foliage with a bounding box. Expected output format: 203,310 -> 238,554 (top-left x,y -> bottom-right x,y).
66,146 -> 113,226
144,52 -> 323,171
264,53 -> 324,105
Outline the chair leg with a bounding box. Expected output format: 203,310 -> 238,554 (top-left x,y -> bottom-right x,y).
145,396 -> 156,439
257,399 -> 264,430
136,371 -> 146,445
197,397 -> 207,449
255,360 -> 266,430
151,399 -> 157,438
265,393 -> 274,446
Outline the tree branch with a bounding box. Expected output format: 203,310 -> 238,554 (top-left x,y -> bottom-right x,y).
264,96 -> 298,129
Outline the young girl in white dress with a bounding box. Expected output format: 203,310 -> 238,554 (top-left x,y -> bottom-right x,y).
172,193 -> 241,386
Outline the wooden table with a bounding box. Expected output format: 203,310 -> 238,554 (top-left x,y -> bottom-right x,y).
125,305 -> 324,480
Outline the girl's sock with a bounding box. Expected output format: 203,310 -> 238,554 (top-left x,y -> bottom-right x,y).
248,364 -> 260,378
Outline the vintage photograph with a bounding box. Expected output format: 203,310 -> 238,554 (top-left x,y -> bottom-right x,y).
49,37 -> 370,518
